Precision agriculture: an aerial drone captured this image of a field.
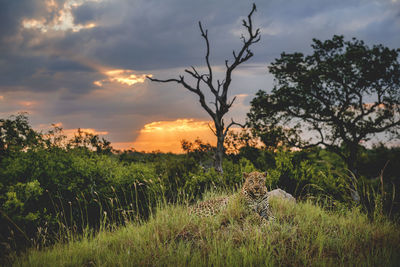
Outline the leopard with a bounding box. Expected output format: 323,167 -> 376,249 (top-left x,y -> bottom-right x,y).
189,171 -> 272,221
240,171 -> 273,221
188,196 -> 229,217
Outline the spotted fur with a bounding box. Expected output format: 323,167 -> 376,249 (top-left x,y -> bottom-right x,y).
189,196 -> 229,217
190,171 -> 272,221
240,171 -> 272,220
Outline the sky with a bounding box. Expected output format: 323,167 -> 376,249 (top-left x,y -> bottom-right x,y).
0,0 -> 399,153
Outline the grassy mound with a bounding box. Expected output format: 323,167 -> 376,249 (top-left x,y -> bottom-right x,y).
13,194 -> 400,266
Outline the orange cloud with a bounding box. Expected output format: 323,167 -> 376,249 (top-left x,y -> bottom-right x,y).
132,119 -> 216,153
0,95 -> 4,100
31,48 -> 152,89
18,101 -> 37,107
94,69 -> 152,87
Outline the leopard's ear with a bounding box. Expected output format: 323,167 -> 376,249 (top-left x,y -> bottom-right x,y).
259,172 -> 267,183
243,172 -> 249,178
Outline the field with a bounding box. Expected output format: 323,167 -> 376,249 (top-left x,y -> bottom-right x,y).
13,195 -> 400,266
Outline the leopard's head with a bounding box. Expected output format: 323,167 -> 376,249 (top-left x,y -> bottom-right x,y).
241,171 -> 267,198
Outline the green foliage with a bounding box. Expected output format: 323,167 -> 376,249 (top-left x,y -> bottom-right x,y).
67,128 -> 113,155
264,149 -> 348,202
248,35 -> 400,171
0,148 -> 160,254
3,180 -> 43,222
181,138 -> 214,165
0,114 -> 41,157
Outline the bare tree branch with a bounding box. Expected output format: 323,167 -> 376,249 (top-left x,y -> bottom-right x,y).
208,123 -> 217,136
223,118 -> 246,137
147,4 -> 260,173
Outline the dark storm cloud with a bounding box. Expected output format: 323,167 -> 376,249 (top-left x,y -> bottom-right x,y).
62,0 -> 400,71
0,53 -> 100,94
2,0 -> 399,84
47,57 -> 94,72
72,1 -> 101,25
59,0 -> 260,70
0,0 -> 37,40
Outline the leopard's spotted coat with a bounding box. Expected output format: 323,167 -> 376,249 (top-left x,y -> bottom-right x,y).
240,171 -> 272,220
189,171 -> 273,220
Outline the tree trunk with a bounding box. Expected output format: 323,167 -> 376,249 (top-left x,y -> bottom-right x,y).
147,4 -> 260,174
347,144 -> 358,175
214,132 -> 224,173
347,144 -> 360,203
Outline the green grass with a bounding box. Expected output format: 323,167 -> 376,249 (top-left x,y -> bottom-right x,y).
13,194 -> 400,267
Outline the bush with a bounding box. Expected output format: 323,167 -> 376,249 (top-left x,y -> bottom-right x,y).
264,149 -> 349,202
0,147 -> 160,256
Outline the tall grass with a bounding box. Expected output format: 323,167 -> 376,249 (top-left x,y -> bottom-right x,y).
13,194 -> 400,267
3,150 -> 399,265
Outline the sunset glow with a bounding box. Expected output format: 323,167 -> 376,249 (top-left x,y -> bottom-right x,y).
132,119 -> 216,153
67,128 -> 109,136
40,123 -> 108,138
40,120 -> 218,153
18,101 -> 37,107
94,69 -> 152,87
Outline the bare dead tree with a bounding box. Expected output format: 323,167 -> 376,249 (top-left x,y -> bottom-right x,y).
148,4 -> 260,173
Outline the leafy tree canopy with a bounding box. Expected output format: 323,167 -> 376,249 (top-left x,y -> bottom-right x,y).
248,35 -> 400,170
0,114 -> 41,157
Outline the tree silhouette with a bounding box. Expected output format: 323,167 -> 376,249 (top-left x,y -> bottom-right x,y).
148,4 -> 260,173
248,35 -> 400,173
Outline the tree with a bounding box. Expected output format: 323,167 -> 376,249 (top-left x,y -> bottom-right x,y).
248,35 -> 400,173
68,128 -> 113,154
224,129 -> 258,155
148,4 -> 260,173
0,114 -> 41,158
181,138 -> 214,167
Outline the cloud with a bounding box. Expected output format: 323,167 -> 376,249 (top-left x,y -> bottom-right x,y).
140,119 -> 211,133
132,118 -> 216,153
21,0 -> 98,33
94,69 -> 151,86
0,0 -> 399,151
